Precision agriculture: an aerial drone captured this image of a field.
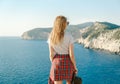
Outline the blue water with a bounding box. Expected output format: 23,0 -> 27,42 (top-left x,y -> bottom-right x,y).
0,37 -> 120,84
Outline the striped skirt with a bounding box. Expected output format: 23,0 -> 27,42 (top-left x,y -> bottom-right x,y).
48,53 -> 75,84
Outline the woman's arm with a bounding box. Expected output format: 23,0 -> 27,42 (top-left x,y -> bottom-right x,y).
69,44 -> 78,72
48,44 -> 55,62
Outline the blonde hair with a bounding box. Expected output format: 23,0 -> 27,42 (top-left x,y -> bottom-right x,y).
49,16 -> 67,46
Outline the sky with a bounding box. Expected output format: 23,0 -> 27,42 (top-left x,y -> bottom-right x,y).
0,0 -> 120,36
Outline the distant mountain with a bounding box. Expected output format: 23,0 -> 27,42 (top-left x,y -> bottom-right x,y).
21,21 -> 120,54
21,28 -> 51,40
76,22 -> 94,28
21,22 -> 93,40
78,21 -> 120,54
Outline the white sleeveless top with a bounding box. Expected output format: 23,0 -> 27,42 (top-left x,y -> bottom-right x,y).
47,32 -> 75,54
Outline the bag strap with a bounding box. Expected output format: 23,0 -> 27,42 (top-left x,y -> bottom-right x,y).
71,71 -> 76,83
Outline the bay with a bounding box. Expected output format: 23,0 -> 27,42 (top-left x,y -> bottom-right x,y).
0,37 -> 120,84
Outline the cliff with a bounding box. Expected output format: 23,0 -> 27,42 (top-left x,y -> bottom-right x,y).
21,21 -> 120,54
21,22 -> 93,40
78,22 -> 120,54
21,28 -> 51,40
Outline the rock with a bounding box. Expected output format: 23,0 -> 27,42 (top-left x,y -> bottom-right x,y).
78,22 -> 120,54
21,22 -> 93,40
21,21 -> 120,54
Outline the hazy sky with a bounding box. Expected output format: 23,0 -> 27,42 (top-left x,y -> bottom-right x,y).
0,0 -> 120,36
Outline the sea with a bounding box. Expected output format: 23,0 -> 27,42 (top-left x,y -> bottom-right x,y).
0,37 -> 120,84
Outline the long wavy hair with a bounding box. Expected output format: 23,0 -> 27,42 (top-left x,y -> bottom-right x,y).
49,16 -> 67,46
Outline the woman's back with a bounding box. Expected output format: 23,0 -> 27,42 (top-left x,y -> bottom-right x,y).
47,32 -> 75,54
